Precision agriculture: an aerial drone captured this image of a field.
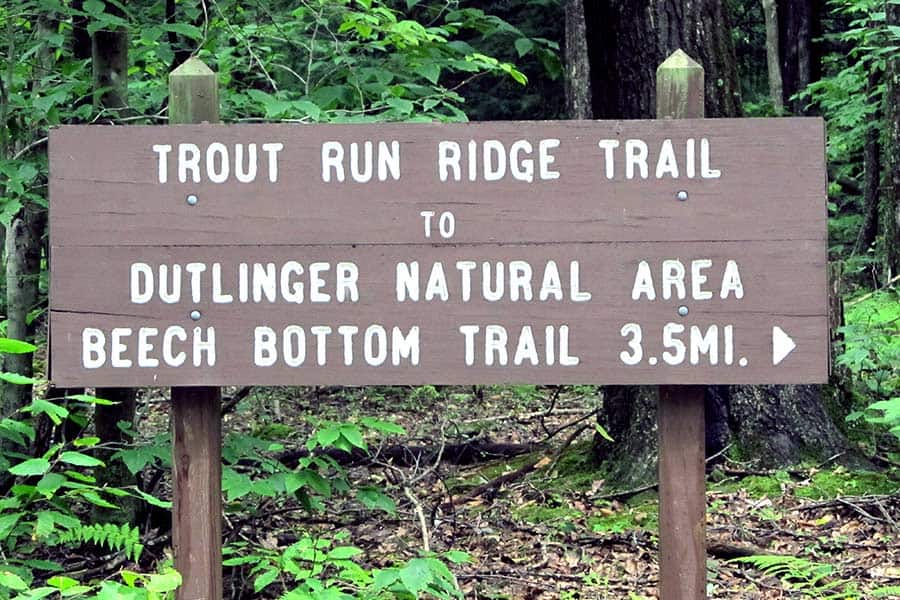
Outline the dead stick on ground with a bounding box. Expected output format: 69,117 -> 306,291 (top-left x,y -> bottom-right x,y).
403,486 -> 431,552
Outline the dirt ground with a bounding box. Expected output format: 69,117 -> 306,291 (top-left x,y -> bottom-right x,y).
135,384 -> 899,599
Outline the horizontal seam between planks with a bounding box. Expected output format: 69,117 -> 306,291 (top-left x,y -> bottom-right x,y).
49,239 -> 826,248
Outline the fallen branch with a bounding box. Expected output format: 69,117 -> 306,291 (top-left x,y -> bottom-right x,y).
791,492 -> 899,513
274,438 -> 537,469
221,386 -> 254,415
707,541 -> 774,559
447,455 -> 551,506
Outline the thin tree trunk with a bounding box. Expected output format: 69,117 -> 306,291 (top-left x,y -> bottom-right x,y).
778,0 -> 819,113
564,0 -> 592,119
854,67 -> 882,258
92,9 -> 129,118
1,213 -> 43,489
1,13 -> 53,491
91,1 -> 139,523
761,0 -> 784,112
71,0 -> 93,60
885,0 -> 900,280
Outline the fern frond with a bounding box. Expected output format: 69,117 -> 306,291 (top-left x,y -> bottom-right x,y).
58,523 -> 143,561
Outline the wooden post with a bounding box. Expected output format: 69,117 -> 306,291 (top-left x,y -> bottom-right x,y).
656,50 -> 707,600
168,58 -> 223,600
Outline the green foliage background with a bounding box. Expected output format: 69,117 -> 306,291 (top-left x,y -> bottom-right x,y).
0,0 -> 899,598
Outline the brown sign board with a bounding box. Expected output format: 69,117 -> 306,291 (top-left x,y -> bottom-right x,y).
49,118 -> 828,387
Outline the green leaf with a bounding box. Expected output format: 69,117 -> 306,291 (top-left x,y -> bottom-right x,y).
327,546 -> 362,560
385,97 -> 414,115
0,512 -> 24,540
160,23 -> 204,40
82,0 -> 105,14
360,417 -> 405,435
316,426 -> 341,447
294,100 -> 322,121
373,568 -> 399,590
357,486 -> 396,514
48,576 -> 80,591
297,469 -> 331,497
69,393 -> 117,405
0,570 -> 29,591
253,569 -> 279,593
418,63 -> 441,84
594,423 -> 615,443
399,558 -> 433,594
116,446 -> 156,474
0,372 -> 38,385
444,550 -> 470,564
59,451 -> 104,467
0,338 -> 37,354
1,417 -> 36,445
222,467 -> 253,501
129,488 -> 172,509
10,457 -> 51,476
79,490 -> 118,509
74,436 -> 101,447
27,399 -> 69,425
36,473 -> 67,495
514,37 -> 534,57
339,425 -> 366,450
35,511 -> 55,538
146,570 -> 182,593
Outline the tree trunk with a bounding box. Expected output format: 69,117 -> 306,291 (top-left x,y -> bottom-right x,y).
854,67 -> 882,258
581,1 -> 862,487
1,13 -> 53,491
761,0 -> 784,112
712,385 -> 865,467
91,12 -> 129,118
885,0 -> 900,280
777,0 -> 821,113
71,0 -> 93,60
564,0 -> 592,120
90,2 -> 139,523
0,212 -> 44,491
585,0 -> 742,119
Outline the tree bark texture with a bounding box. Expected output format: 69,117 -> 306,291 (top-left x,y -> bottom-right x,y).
885,0 -> 900,280
854,68 -> 882,258
1,14 -> 55,490
584,0 -> 742,119
91,5 -> 129,117
777,0 -> 822,113
71,0 -> 93,60
91,388 -> 139,523
91,2 -> 139,522
761,0 -> 784,112
580,2 -> 860,485
564,0 -> 593,119
0,210 -> 44,491
594,386 -> 659,489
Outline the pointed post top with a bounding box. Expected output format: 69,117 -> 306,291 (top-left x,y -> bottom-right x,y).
657,49 -> 703,72
656,49 -> 705,119
170,56 -> 216,78
168,57 -> 219,124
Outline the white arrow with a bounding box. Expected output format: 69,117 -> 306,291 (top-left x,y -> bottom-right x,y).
772,326 -> 796,365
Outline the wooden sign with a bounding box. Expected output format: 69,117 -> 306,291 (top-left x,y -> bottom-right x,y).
49,118 -> 828,386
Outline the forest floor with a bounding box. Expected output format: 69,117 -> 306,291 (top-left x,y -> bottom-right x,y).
138,384 -> 900,599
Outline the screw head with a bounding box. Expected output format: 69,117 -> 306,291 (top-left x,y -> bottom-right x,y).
676,190 -> 689,201
190,310 -> 201,321
677,306 -> 689,317
186,194 -> 199,206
